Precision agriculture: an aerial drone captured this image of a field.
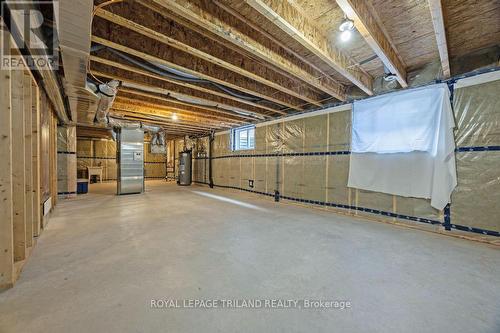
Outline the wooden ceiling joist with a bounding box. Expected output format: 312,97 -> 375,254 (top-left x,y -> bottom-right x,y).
90,36 -> 284,116
91,68 -> 268,121
336,0 -> 408,88
150,0 -> 347,101
212,0 -> 336,84
94,7 -> 325,107
244,0 -> 374,95
115,95 -> 244,126
111,110 -> 211,131
113,97 -> 239,127
427,0 -> 451,79
117,88 -> 248,124
111,106 -> 220,131
110,112 -> 210,134
112,105 -> 226,131
92,20 -> 300,112
90,54 -> 280,119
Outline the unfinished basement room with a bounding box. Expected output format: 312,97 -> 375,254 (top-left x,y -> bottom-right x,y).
1,0 -> 500,332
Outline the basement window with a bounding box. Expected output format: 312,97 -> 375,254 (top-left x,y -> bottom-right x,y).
231,125 -> 255,151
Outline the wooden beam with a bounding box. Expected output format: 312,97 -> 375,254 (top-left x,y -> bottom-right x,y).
23,73 -> 33,248
90,37 -> 285,116
6,2 -> 69,123
91,69 -> 265,121
50,114 -> 57,208
212,0 -> 339,85
91,22 -> 300,113
150,0 -> 347,101
94,7 -> 324,107
111,112 -> 210,134
111,103 -> 227,130
118,88 -> 247,124
0,31 -> 14,289
90,54 -> 282,117
11,68 -> 26,262
245,0 -> 374,94
31,82 -> 41,237
428,0 -> 451,78
111,112 -> 215,133
336,0 -> 407,87
113,96 -> 239,127
117,86 -> 252,122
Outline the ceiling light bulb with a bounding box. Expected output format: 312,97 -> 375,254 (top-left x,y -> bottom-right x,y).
339,17 -> 354,32
172,113 -> 178,121
340,30 -> 352,42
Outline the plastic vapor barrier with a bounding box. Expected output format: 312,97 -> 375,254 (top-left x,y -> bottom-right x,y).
192,72 -> 500,237
57,126 -> 77,197
451,78 -> 500,232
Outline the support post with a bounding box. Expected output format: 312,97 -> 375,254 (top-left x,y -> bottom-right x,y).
11,67 -> 26,262
209,131 -> 214,188
31,81 -> 41,237
0,32 -> 14,289
23,72 -> 33,248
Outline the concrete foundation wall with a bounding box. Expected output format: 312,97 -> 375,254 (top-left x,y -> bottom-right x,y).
193,74 -> 500,235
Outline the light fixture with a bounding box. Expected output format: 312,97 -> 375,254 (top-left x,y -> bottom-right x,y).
172,113 -> 178,121
340,30 -> 352,42
339,16 -> 354,42
339,17 -> 354,32
383,65 -> 398,83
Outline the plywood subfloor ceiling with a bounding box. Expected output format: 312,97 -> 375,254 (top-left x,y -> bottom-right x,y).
86,0 -> 500,137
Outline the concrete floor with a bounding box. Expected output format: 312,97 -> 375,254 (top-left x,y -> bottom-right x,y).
0,181 -> 499,333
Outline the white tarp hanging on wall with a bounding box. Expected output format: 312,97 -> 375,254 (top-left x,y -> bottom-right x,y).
348,83 -> 457,210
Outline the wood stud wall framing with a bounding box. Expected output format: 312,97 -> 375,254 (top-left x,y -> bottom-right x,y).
0,33 -> 47,290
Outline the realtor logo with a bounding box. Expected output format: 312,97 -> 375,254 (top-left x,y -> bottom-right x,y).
1,1 -> 59,70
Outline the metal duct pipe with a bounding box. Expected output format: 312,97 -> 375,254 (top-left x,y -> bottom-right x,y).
94,80 -> 120,124
108,116 -> 141,129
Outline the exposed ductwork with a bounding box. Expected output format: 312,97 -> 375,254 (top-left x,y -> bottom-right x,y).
56,0 -> 94,124
150,130 -> 167,154
89,80 -> 120,125
107,117 -> 167,155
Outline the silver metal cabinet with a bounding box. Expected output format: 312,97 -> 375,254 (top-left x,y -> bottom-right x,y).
116,128 -> 144,195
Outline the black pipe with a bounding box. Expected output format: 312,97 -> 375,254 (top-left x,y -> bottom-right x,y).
209,131 -> 214,188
